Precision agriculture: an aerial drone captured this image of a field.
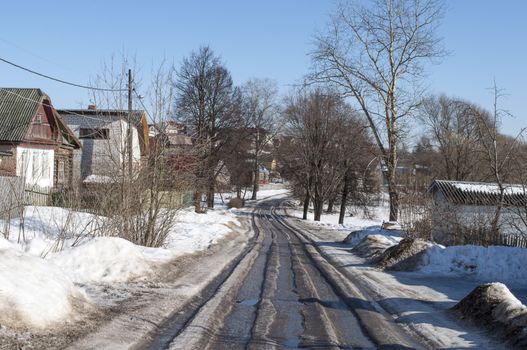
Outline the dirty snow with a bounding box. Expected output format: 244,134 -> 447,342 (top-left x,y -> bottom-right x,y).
0,203 -> 242,329
165,207 -> 241,255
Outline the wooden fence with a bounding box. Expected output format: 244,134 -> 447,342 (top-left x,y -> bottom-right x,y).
24,185 -> 53,206
498,234 -> 527,248
0,176 -> 25,219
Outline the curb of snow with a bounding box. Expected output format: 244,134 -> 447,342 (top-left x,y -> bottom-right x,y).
453,282 -> 527,348
65,221 -> 252,350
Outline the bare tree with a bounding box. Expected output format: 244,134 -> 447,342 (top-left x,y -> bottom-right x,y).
174,46 -> 242,211
241,78 -> 279,200
283,89 -> 349,221
80,58 -> 194,247
420,95 -> 483,181
310,0 -> 445,221
471,83 -> 526,238
336,117 -> 378,224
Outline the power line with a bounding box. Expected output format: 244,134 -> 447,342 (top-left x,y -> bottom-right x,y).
0,56 -> 127,92
0,88 -> 134,136
133,88 -> 154,122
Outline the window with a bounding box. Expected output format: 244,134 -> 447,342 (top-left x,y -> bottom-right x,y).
32,152 -> 40,179
35,114 -> 43,124
20,150 -> 29,178
42,152 -> 50,180
79,128 -> 109,139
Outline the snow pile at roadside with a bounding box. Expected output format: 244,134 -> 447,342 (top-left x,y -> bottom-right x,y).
166,207 -> 241,256
351,234 -> 402,261
376,238 -> 432,270
0,242 -> 88,329
50,237 -> 156,284
453,283 -> 527,348
344,226 -> 404,246
420,244 -> 527,283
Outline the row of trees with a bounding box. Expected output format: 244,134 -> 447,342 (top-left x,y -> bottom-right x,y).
278,89 -> 378,223
65,0 -> 524,245
174,46 -> 279,211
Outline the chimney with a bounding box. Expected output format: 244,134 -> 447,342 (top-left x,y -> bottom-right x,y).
88,104 -> 97,110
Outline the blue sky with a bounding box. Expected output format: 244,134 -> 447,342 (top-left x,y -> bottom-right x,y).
0,0 -> 525,136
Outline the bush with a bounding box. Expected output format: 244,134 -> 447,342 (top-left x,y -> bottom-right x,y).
228,197 -> 245,209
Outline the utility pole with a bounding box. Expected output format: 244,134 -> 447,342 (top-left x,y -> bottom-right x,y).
127,69 -> 133,178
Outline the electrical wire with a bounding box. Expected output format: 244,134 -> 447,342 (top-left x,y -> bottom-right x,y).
0,88 -> 135,138
0,56 -> 127,92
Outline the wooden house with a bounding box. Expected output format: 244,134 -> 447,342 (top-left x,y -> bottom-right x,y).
0,88 -> 81,189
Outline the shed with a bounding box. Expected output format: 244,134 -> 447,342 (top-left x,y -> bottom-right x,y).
428,180 -> 527,245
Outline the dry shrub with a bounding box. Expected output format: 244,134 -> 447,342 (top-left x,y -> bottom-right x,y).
228,197 -> 245,209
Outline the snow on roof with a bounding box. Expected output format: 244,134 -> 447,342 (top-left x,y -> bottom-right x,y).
429,180 -> 527,206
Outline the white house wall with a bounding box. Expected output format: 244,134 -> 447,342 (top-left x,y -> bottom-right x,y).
63,115 -> 142,180
16,147 -> 54,188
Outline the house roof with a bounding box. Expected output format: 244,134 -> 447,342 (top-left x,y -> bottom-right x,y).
58,108 -> 149,155
56,109 -> 145,127
0,88 -> 43,141
428,180 -> 527,206
0,88 -> 81,148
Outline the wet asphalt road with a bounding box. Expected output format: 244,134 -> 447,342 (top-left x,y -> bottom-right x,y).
143,199 -> 421,349
209,200 -> 374,349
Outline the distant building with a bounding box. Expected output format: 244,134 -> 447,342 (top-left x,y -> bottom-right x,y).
0,88 -> 81,189
428,180 -> 527,245
58,106 -> 149,184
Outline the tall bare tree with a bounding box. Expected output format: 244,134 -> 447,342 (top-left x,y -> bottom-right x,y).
472,84 -> 526,238
420,95 -> 482,181
174,46 -> 242,211
241,78 -> 279,200
310,0 -> 445,221
283,89 -> 349,221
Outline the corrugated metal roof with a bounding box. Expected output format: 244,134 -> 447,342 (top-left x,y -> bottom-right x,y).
0,88 -> 43,141
428,180 -> 527,206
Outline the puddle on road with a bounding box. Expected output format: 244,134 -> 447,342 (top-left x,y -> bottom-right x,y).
284,337 -> 300,348
236,298 -> 259,306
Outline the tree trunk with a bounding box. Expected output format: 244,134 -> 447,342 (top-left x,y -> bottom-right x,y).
207,168 -> 215,208
194,191 -> 202,213
387,171 -> 399,222
314,200 -> 323,221
313,184 -> 323,221
251,155 -> 259,200
207,189 -> 214,208
338,170 -> 351,225
326,197 -> 335,213
302,190 -> 310,220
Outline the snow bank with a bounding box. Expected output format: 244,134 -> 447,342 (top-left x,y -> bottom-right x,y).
351,234 -> 401,261
1,206 -> 105,256
420,244 -> 527,283
50,237 -> 155,284
376,238 -> 432,270
454,283 -> 527,348
166,208 -> 241,256
0,248 -> 87,329
344,226 -> 404,247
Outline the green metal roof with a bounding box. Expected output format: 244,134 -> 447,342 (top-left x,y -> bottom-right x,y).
0,88 -> 43,141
